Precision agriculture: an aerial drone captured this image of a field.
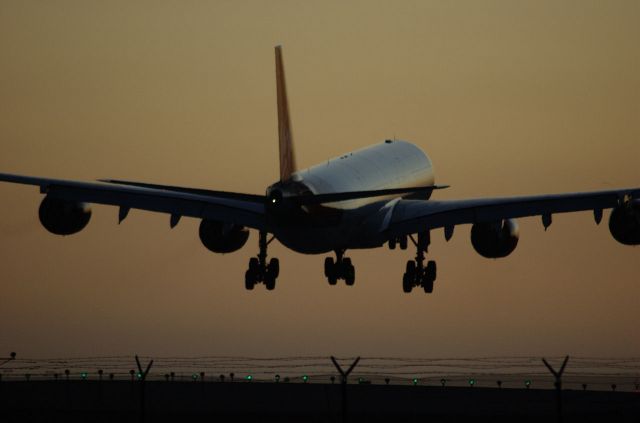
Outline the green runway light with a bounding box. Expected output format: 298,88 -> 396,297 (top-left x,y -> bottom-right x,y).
469,378 -> 476,387
246,375 -> 253,382
80,372 -> 88,380
302,375 -> 309,383
525,380 -> 532,388
412,378 -> 419,386
136,372 -> 143,380
275,374 -> 280,383
191,374 -> 198,381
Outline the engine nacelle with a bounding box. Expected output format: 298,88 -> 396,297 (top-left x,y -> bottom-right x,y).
38,196 -> 92,235
199,219 -> 249,253
608,200 -> 640,245
471,219 -> 519,258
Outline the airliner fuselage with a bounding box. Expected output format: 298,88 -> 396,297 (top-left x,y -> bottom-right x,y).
267,140 -> 434,254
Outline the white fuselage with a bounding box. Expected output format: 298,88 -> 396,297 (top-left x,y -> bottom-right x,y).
271,140 -> 434,253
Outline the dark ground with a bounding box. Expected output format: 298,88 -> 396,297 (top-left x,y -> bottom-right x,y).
1,380 -> 639,422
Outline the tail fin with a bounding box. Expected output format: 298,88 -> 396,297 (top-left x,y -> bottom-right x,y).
275,46 -> 297,181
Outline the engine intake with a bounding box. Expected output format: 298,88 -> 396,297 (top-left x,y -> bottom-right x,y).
608,200 -> 640,245
38,196 -> 92,235
471,219 -> 519,258
199,219 -> 249,253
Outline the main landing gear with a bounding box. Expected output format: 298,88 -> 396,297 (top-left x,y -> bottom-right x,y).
402,231 -> 437,294
245,231 -> 279,291
324,249 -> 355,286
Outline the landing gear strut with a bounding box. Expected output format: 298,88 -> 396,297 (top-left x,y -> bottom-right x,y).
324,249 -> 355,286
402,231 -> 437,294
245,231 -> 279,291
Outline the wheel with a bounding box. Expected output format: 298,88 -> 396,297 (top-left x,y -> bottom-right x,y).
244,270 -> 255,290
265,273 -> 276,291
405,260 -> 416,278
269,258 -> 280,278
402,273 -> 413,293
426,260 -> 437,282
423,278 -> 434,293
343,258 -> 355,286
249,257 -> 259,272
328,274 -> 338,285
388,238 -> 396,250
399,236 -> 408,250
324,257 -> 334,277
344,265 -> 355,286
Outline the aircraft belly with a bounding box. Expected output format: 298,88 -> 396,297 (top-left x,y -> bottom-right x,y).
275,226 -> 346,254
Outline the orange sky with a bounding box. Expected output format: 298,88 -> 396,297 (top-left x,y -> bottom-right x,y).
1,0 -> 639,359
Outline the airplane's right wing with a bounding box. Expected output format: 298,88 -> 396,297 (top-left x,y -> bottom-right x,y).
385,187 -> 640,239
0,172 -> 267,230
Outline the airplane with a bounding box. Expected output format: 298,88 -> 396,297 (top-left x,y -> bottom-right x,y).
1,46 -> 639,294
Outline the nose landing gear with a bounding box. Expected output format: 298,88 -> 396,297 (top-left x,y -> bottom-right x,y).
245,231 -> 279,291
324,250 -> 355,286
402,231 -> 437,294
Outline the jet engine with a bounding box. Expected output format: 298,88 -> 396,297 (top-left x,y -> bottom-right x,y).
608,200 -> 640,245
199,219 -> 249,253
38,196 -> 92,235
471,219 -> 519,258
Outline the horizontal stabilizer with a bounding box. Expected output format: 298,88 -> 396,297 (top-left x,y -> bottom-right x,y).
99,179 -> 265,203
290,185 -> 449,205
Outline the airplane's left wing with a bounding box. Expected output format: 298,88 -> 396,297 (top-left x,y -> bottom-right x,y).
385,187 -> 640,238
0,173 -> 267,230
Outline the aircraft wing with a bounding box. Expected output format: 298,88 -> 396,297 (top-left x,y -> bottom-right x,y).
0,173 -> 267,230
386,187 -> 640,237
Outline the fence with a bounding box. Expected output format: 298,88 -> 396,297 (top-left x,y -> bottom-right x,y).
1,355 -> 639,392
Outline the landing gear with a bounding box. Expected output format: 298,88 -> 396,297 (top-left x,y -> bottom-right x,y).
388,235 -> 408,250
402,231 -> 437,294
324,250 -> 355,286
245,231 -> 279,291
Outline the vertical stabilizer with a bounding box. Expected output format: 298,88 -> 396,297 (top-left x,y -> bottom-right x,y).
275,46 -> 297,181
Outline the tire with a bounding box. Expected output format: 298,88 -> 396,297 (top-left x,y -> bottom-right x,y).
269,258 -> 280,278
423,279 -> 434,294
402,273 -> 412,293
426,260 -> 437,282
405,260 -> 416,277
324,257 -> 334,277
245,270 -> 255,290
328,275 -> 338,286
249,257 -> 259,272
388,238 -> 396,250
265,273 -> 276,291
343,258 -> 355,286
399,236 -> 408,250
345,266 -> 355,286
